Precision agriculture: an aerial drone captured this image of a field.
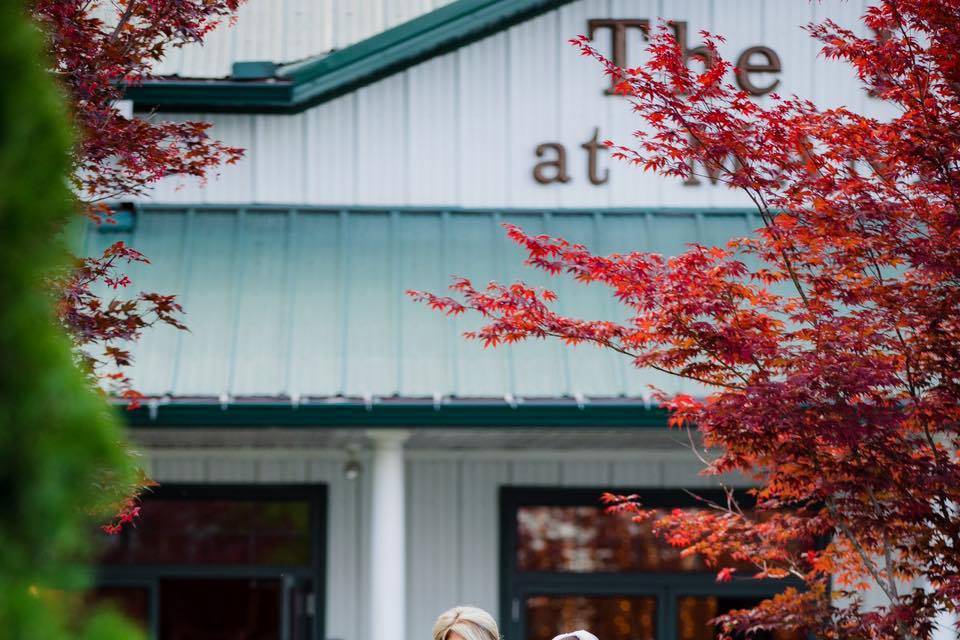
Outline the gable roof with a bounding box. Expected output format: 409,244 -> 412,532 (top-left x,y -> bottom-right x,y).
126,0 -> 575,113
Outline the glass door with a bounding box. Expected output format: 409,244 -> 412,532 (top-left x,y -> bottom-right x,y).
92,485 -> 326,640
157,578 -> 282,640
524,594 -> 659,640
501,488 -> 808,640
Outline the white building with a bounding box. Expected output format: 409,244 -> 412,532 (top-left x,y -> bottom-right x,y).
90,2 -> 902,639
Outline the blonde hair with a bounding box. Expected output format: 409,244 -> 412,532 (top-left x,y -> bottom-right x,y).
433,606 -> 500,640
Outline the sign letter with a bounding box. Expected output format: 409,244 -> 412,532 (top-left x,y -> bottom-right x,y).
735,46 -> 781,95
580,128 -> 609,185
669,21 -> 716,73
533,143 -> 570,184
587,19 -> 650,94
683,135 -> 740,186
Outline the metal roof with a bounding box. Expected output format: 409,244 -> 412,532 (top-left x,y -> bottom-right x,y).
89,205 -> 755,409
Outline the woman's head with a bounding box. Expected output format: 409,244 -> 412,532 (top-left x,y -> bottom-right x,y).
433,606 -> 500,640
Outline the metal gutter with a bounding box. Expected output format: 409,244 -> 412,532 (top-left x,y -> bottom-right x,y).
122,400 -> 669,428
125,79 -> 294,113
126,0 -> 575,113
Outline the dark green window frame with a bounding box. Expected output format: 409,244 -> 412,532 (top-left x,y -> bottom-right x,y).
94,483 -> 327,640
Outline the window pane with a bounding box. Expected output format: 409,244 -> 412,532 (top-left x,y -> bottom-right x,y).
676,596 -> 805,640
517,506 -> 708,572
98,499 -> 311,566
526,595 -> 657,640
159,578 -> 281,640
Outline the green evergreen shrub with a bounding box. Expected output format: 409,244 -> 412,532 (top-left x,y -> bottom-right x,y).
0,3 -> 143,638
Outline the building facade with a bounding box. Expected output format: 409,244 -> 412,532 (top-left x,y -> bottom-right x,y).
91,1 -> 910,639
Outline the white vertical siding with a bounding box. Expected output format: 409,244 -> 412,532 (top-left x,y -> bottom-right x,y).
355,75 -> 409,205
151,0 -> 455,79
459,460 -> 510,613
258,455 -> 309,481
143,113 -> 203,204
457,32 -> 510,207
507,10 -> 562,208
557,0 -> 613,210
610,457 -> 662,485
142,446 -> 745,640
605,0 -> 663,209
508,459 -> 562,485
407,54 -> 459,204
284,0 -> 333,64
202,115 -> 256,205
305,95 -> 357,204
254,115 -> 308,203
146,454 -> 206,481
142,0 -> 884,209
233,0 -> 286,63
811,0 -> 868,112
560,460 -> 611,485
407,460 -> 462,640
207,456 -> 259,481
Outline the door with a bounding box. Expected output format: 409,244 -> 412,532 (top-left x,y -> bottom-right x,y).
501,488 -> 808,640
92,485 -> 325,640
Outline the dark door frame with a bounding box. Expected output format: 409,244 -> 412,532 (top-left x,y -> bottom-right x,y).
95,483 -> 327,640
499,487 -> 798,640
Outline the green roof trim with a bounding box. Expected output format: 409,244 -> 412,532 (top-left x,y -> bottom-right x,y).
122,402 -> 669,428
126,0 -> 575,113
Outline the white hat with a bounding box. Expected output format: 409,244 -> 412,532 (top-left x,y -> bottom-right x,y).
551,631 -> 599,640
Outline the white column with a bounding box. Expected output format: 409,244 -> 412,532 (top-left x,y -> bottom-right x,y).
367,429 -> 410,640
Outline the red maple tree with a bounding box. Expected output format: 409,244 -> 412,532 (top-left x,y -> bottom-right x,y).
31,0 -> 244,403
413,1 -> 960,637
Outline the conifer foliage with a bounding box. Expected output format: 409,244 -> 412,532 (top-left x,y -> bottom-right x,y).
0,3 -> 141,637
414,1 -> 960,637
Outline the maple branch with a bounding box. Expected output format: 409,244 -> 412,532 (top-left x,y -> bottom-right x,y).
108,0 -> 138,43
826,498 -> 900,607
867,486 -> 901,603
540,330 -> 745,391
676,317 -> 755,386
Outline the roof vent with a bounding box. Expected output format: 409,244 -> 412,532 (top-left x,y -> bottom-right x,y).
231,61 -> 278,80
96,202 -> 136,233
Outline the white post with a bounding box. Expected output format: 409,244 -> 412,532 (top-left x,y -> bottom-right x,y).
367,429 -> 410,640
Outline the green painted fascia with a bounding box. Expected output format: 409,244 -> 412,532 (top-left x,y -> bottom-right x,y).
125,79 -> 294,113
122,402 -> 669,428
126,0 -> 575,113
129,203 -> 755,216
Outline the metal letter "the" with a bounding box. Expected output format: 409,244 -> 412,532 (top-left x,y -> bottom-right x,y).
587,19 -> 650,94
